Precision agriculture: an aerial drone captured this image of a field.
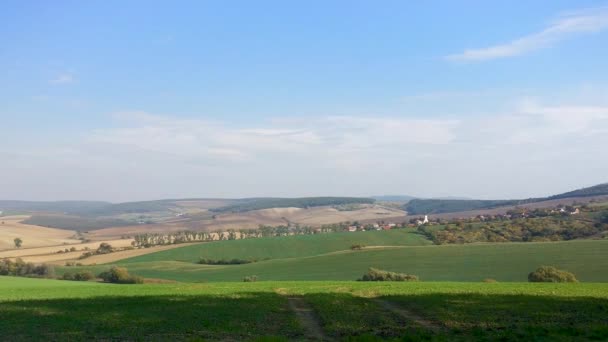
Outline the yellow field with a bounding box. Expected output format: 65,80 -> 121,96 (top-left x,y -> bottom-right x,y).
0,216 -> 80,250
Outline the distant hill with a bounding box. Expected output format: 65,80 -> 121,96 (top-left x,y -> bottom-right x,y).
209,197 -> 376,213
372,195 -> 417,202
405,183 -> 608,215
0,200 -> 110,214
548,183 -> 608,200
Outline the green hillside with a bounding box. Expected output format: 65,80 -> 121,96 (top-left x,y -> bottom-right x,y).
67,239 -> 608,283
124,229 -> 431,263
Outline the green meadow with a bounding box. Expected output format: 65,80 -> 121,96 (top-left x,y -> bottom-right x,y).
63,232 -> 608,283
1,276 -> 607,341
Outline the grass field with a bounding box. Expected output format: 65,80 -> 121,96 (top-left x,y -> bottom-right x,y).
61,237 -> 608,283
1,276 -> 607,341
123,229 -> 431,263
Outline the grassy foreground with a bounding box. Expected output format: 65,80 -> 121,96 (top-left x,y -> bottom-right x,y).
1,276 -> 607,341
65,239 -> 608,283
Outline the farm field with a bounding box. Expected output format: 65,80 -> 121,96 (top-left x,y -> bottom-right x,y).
0,238 -> 135,264
62,237 -> 608,283
124,229 -> 431,263
0,215 -> 80,250
1,276 -> 607,341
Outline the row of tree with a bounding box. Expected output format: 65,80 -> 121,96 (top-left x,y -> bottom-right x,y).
0,258 -> 55,277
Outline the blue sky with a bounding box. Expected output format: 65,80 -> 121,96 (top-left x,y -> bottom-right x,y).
1,1 -> 608,201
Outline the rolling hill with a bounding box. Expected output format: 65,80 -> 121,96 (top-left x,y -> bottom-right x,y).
406,183 -> 608,215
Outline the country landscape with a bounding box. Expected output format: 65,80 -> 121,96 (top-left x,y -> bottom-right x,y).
3,1 -> 608,341
2,183 -> 608,340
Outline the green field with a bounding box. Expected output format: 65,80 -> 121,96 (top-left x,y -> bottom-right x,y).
1,276 -> 607,341
64,234 -> 608,283
124,229 -> 432,263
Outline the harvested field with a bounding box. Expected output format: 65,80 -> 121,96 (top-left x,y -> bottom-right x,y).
0,239 -> 134,264
0,216 -> 80,251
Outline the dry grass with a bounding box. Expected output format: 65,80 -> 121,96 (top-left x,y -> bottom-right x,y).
0,216 -> 80,251
0,238 -> 134,264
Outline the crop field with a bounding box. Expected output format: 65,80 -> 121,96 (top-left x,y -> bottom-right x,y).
124,229 -> 431,263
1,276 -> 607,341
0,216 -> 80,250
59,234 -> 608,283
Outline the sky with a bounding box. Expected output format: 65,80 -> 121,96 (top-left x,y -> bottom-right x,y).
1,1 -> 608,202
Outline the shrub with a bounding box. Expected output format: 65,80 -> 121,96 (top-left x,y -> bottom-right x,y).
96,243 -> 114,254
528,266 -> 578,283
358,268 -> 419,282
62,271 -> 94,281
198,258 -> 253,265
61,272 -> 75,281
98,266 -> 143,284
78,251 -> 94,260
243,275 -> 258,282
483,278 -> 498,283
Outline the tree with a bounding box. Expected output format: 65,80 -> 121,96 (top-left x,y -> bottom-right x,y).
13,238 -> 22,248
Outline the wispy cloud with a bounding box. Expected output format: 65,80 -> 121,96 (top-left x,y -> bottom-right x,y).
3,93 -> 608,201
446,7 -> 608,62
50,72 -> 75,84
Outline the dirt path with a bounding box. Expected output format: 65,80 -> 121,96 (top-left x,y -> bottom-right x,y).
285,296 -> 329,341
374,299 -> 443,333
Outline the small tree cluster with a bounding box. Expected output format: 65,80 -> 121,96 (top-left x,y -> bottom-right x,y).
62,270 -> 95,281
358,268 -> 419,282
98,266 -> 143,284
528,266 -> 578,283
243,275 -> 258,282
198,258 -> 253,265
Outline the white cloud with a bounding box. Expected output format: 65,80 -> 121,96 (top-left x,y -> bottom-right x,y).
446,7 -> 608,62
2,93 -> 608,201
50,72 -> 75,84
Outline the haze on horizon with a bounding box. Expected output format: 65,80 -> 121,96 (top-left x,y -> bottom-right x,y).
2,1 -> 608,202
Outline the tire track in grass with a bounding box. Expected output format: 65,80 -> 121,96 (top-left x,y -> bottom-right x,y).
276,288 -> 329,341
374,298 -> 443,333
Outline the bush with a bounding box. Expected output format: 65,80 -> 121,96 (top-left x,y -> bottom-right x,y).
483,278 -> 498,283
62,271 -> 94,281
98,266 -> 143,284
358,268 -> 419,282
243,275 -> 258,282
528,266 -> 578,283
198,258 -> 253,265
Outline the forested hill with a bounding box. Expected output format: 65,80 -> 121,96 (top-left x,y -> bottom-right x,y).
406,183 -> 608,215
548,183 -> 608,200
210,197 -> 376,213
